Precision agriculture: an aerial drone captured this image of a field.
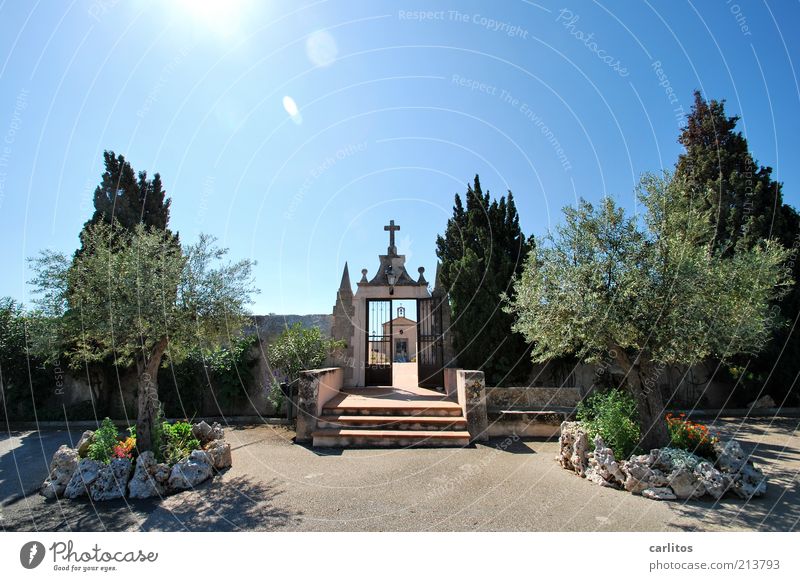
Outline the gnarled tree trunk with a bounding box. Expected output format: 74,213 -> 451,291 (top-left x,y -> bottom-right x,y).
135,337 -> 168,452
612,346 -> 670,451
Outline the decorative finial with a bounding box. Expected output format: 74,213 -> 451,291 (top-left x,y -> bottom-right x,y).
360,268 -> 368,283
417,266 -> 427,285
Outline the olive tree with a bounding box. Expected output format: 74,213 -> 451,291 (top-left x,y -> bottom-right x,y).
29,223 -> 256,451
505,174 -> 791,449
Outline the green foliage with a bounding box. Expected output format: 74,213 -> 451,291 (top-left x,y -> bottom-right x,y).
82,150 -> 174,241
0,297 -> 54,420
656,447 -> 703,471
577,389 -> 641,459
676,92 -> 789,251
163,335 -> 258,417
506,174 -> 792,446
150,406 -> 166,462
159,420 -> 200,466
267,380 -> 286,414
436,175 -> 534,385
675,92 -> 800,406
665,413 -> 718,460
28,220 -> 257,451
267,323 -> 344,383
87,418 -> 120,464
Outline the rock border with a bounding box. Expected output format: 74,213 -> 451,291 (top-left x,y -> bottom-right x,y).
41,421 -> 232,501
558,421 -> 767,501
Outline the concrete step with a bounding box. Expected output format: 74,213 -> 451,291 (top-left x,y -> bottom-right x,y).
318,415 -> 468,431
312,428 -> 471,448
322,401 -> 463,417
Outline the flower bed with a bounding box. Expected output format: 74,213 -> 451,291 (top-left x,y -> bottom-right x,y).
558,419 -> 767,501
666,412 -> 718,459
40,419 -> 232,501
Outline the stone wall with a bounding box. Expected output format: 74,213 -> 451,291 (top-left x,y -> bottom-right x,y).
525,360 -> 732,409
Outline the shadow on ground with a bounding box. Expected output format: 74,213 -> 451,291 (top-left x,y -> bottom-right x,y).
140,475 -> 300,531
667,417 -> 800,532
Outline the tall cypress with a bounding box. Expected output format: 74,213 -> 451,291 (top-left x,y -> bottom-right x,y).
675,92 -> 800,404
78,150 -> 176,254
436,175 -> 534,385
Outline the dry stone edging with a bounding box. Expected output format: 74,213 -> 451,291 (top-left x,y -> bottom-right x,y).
558,420 -> 767,502
558,421 -> 589,476
40,445 -> 79,499
41,421 -> 231,501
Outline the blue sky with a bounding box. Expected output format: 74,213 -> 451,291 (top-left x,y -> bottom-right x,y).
1,0 -> 798,314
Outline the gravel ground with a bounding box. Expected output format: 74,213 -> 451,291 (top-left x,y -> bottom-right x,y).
1,417 -> 797,532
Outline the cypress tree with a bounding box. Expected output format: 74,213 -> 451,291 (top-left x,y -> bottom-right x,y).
436,175 -> 534,385
675,92 -> 800,404
79,150 -> 176,254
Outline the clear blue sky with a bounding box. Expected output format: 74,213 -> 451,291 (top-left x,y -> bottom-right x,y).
1,0 -> 798,314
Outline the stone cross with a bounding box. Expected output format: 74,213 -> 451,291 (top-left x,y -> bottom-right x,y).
384,220 -> 400,254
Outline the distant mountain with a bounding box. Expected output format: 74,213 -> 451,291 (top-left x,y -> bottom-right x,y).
248,314 -> 333,340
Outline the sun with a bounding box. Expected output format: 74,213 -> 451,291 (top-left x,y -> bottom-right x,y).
173,0 -> 253,38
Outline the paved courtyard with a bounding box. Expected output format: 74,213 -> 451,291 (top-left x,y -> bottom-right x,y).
1,417 -> 797,532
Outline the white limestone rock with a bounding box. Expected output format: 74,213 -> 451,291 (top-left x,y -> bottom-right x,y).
747,395 -> 776,410
667,467 -> 705,500
585,436 -> 625,488
621,458 -> 669,494
204,439 -> 232,471
64,458 -> 102,499
75,430 -> 94,457
168,450 -> 213,490
210,422 -> 224,441
693,460 -> 730,500
730,463 -> 768,500
558,421 -> 589,476
714,439 -> 748,473
714,439 -> 767,499
128,451 -> 170,499
89,458 -> 132,501
642,487 -> 677,501
40,445 -> 78,499
192,421 -> 223,445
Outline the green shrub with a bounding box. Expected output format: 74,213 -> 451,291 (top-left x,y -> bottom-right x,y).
160,420 -> 201,465
163,336 -> 258,418
666,413 -> 718,460
577,388 -> 641,459
87,417 -> 119,464
267,380 -> 285,415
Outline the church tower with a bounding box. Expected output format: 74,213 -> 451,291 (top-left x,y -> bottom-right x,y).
331,262 -> 356,384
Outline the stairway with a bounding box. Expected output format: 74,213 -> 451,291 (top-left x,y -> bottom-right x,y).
311,387 -> 471,447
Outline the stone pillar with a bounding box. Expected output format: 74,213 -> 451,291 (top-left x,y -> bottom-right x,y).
295,368 -> 343,443
445,369 -> 488,442
463,370 -> 488,442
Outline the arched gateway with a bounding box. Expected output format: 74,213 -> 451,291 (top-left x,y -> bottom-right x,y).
294,220 -> 489,448
331,220 -> 456,388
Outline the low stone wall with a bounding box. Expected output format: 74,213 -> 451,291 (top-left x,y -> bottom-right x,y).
486,386 -> 582,410
484,386 -> 581,438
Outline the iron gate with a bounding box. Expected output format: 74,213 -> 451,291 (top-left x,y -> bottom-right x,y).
417,297 -> 444,388
365,299 -> 392,386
